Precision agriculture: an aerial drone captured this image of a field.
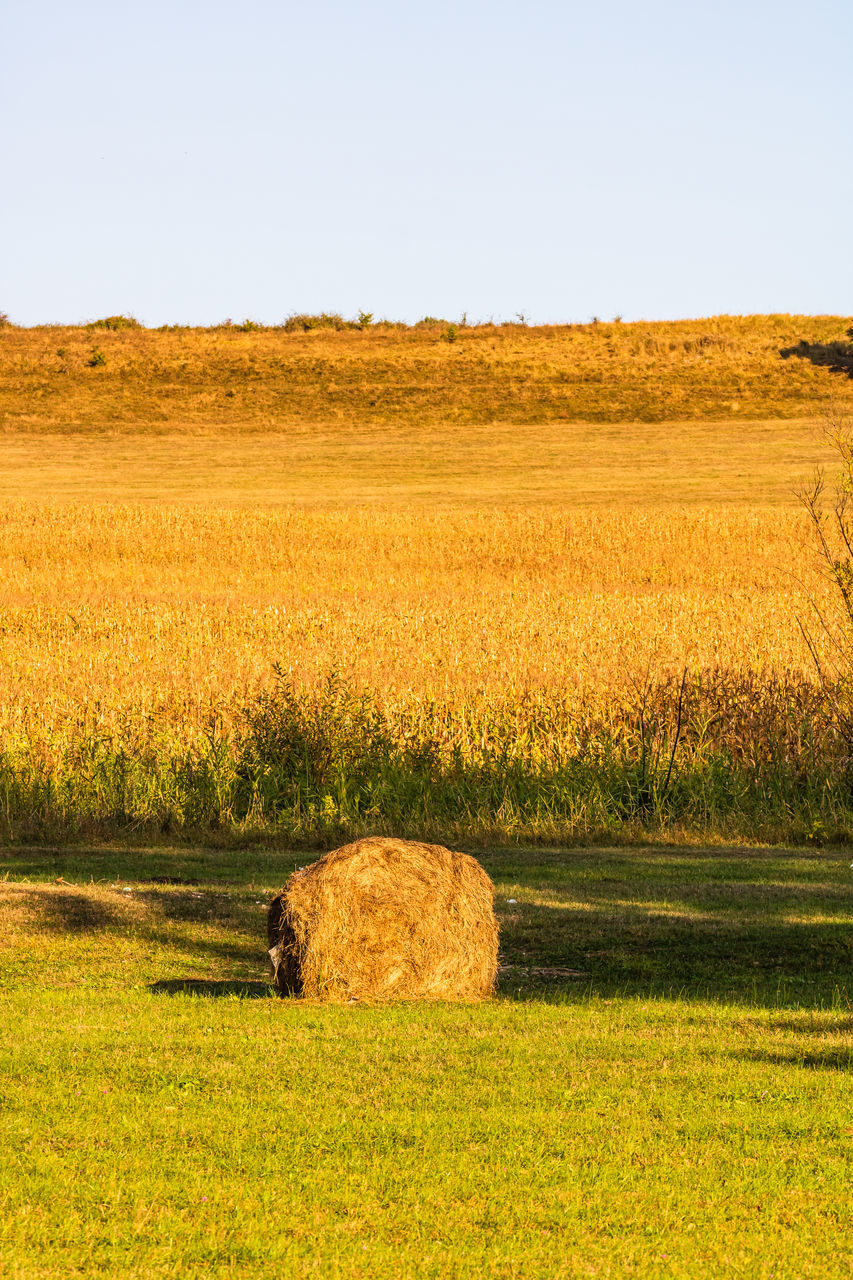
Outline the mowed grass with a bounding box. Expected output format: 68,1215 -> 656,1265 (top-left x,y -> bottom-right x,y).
1,845 -> 852,1278
1,311 -> 850,506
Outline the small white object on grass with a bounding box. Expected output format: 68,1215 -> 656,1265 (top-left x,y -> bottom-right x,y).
506,898 -> 518,904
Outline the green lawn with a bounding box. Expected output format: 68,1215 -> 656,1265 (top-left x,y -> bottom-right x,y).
1,844 -> 852,1278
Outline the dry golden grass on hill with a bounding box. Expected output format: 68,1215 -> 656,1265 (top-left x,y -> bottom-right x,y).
0,502 -> 834,749
2,313 -> 851,430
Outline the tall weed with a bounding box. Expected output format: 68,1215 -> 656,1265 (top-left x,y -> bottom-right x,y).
1,669 -> 851,845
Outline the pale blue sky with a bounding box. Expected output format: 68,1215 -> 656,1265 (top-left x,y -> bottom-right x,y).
2,0 -> 851,326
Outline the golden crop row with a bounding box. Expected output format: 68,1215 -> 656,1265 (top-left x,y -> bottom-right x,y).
0,501 -> 836,746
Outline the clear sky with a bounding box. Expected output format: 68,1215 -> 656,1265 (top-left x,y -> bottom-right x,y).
2,0 -> 851,326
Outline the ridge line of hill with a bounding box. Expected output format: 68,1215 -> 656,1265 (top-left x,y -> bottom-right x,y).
2,313 -> 851,429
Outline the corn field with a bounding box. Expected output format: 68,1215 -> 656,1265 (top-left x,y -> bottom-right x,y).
2,500 -> 853,844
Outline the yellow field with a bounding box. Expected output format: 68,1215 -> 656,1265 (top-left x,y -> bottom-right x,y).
2,313 -> 851,750
0,498 -> 836,748
0,417 -> 835,506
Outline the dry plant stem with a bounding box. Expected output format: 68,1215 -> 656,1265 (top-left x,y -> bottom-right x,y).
797,415 -> 853,746
1,318 -> 852,840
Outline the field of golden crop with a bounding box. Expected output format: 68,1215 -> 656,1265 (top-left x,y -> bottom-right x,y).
2,313 -> 852,760
0,500 -> 840,751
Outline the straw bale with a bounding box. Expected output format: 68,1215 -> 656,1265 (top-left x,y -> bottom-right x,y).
266,836 -> 499,1001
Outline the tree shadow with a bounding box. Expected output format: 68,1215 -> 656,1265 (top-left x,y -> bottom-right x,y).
144,876 -> 200,886
769,1015 -> 853,1036
18,888 -> 125,933
490,849 -> 853,1008
149,979 -> 275,999
8,848 -> 852,1010
496,898 -> 852,1005
12,884 -> 263,967
0,845 -> 302,889
780,337 -> 853,379
734,1047 -> 852,1072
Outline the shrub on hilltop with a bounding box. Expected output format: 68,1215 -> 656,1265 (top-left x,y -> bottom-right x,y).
88,315 -> 142,331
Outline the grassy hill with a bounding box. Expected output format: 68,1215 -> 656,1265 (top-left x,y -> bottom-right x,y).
2,313 -> 851,431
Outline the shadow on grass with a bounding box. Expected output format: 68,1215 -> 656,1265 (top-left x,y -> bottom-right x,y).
0,844 -> 303,889
149,979 -> 275,999
770,1015 -> 853,1036
496,900 -> 852,1000
500,906 -> 853,1007
485,847 -> 853,1008
13,884 -> 263,967
6,846 -> 853,1010
22,889 -> 125,933
734,1047 -> 853,1072
780,338 -> 853,379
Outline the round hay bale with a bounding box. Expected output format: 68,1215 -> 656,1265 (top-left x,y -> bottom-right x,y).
266,836 -> 499,1001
